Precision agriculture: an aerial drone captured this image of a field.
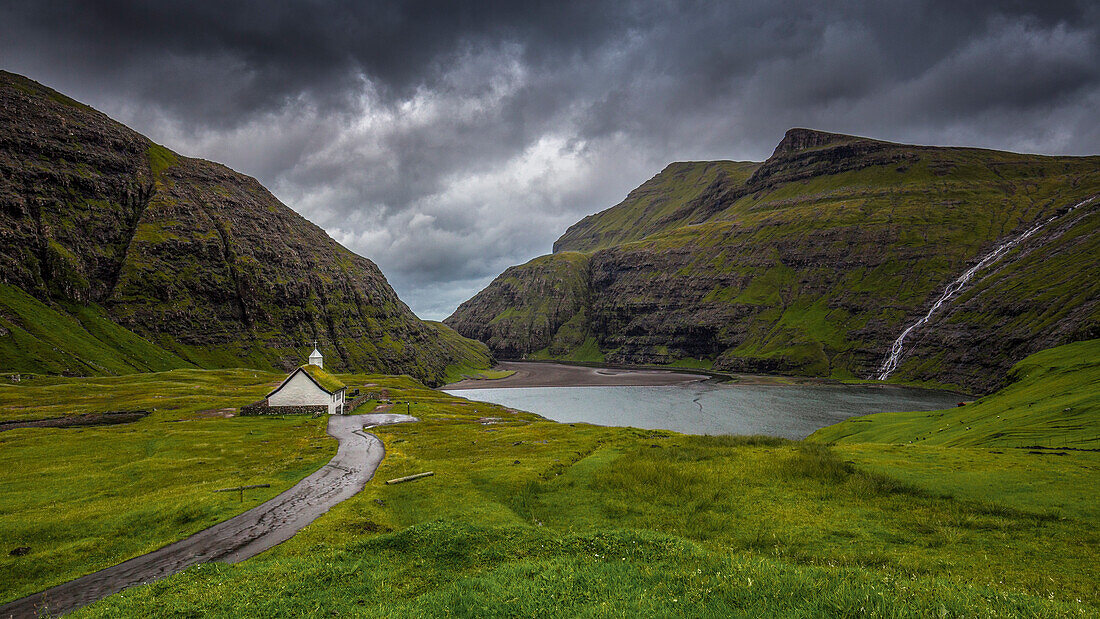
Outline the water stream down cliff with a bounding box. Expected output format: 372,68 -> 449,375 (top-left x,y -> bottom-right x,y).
874,196 -> 1098,380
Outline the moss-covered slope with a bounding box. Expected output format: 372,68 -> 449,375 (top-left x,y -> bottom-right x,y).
0,71 -> 488,385
447,129 -> 1100,392
0,283 -> 194,376
809,339 -> 1100,449
446,252 -> 593,358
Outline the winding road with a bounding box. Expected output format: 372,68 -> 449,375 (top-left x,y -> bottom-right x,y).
1,413 -> 415,618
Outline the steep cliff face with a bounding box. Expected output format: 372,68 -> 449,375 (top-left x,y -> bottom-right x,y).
0,71 -> 488,384
446,252 -> 592,359
447,129 -> 1100,392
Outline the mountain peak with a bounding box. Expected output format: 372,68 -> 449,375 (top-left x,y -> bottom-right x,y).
771,128 -> 864,157
0,70 -> 490,383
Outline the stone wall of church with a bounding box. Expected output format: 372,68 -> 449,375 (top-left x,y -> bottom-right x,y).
239,401 -> 328,416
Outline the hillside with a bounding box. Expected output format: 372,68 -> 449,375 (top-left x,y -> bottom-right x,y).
0,71 -> 488,385
447,129 -> 1100,392
810,339 -> 1100,449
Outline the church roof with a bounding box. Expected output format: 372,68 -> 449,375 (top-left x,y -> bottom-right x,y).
309,348 -> 323,358
266,364 -> 346,398
301,364 -> 345,393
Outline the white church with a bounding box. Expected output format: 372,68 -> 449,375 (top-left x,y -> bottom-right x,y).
266,347 -> 347,415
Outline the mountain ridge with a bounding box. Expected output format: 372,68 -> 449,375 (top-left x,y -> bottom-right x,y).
448,128 -> 1100,392
0,70 -> 489,384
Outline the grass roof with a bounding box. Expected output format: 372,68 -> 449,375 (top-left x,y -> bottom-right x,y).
301,364 -> 346,394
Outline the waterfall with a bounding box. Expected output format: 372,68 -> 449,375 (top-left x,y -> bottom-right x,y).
874,196 -> 1097,381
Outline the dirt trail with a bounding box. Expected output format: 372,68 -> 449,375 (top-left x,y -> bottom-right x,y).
0,411 -> 150,431
1,413 -> 416,618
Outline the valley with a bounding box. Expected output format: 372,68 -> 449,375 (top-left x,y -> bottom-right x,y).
1,341 -> 1096,615
0,70 -> 1096,617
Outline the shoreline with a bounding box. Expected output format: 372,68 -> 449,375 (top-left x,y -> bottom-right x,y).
440,360 -> 839,390
442,360 -> 709,389
442,360 -> 971,397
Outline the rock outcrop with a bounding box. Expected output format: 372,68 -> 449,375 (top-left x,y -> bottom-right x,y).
0,71 -> 488,384
448,129 -> 1100,393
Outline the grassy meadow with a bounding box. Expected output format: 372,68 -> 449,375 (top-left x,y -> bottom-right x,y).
0,370 -> 335,602
1,341 -> 1096,616
812,339 -> 1100,449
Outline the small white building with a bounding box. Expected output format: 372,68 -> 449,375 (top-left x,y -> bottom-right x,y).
266,349 -> 347,415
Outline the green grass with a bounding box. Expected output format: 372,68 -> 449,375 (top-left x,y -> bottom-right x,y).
0,273 -> 491,387
555,160 -> 761,252
0,368 -> 283,423
42,367 -> 1095,615
0,284 -> 195,377
300,363 -> 346,392
0,369 -> 339,603
2,347 -> 1096,615
442,364 -> 517,383
72,411 -> 1099,616
425,320 -> 494,385
443,253 -> 593,361
533,335 -> 607,363
810,339 -> 1100,449
0,368 -> 508,604
146,143 -> 179,178
76,522 -> 1086,618
665,357 -> 715,370
834,444 -> 1100,522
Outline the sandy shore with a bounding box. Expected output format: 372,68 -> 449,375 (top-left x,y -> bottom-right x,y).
443,361 -> 710,389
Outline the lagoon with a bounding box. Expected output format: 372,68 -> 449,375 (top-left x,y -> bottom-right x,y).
444,381 -> 962,439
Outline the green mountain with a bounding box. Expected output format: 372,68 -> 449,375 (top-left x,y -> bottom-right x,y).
0,71 -> 489,385
446,129 -> 1100,392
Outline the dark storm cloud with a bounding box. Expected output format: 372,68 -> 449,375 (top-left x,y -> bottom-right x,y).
2,1 -> 641,127
2,1 -> 1098,318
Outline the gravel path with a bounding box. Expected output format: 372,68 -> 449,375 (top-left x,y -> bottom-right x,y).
1,413 -> 416,618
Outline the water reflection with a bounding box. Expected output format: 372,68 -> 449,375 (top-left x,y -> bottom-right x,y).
444,383 -> 961,439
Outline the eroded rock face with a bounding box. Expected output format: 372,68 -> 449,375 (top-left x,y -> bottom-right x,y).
0,74 -> 153,304
0,71 -> 485,383
448,128 -> 1100,393
445,253 -> 592,358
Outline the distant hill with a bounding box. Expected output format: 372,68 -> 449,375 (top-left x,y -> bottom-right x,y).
0,71 -> 489,384
446,129 -> 1100,393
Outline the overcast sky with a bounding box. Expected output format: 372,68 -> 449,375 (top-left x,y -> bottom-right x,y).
3,1 -> 1098,319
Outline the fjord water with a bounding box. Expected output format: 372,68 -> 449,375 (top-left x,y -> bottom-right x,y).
445,383 -> 962,439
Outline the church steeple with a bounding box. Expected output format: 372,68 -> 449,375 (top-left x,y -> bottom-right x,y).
308,342 -> 323,369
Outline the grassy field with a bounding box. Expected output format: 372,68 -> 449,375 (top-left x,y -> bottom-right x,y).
441,365 -> 517,383
0,369 -> 337,603
2,342 -> 1096,616
811,339 -> 1100,449
73,414 -> 1098,616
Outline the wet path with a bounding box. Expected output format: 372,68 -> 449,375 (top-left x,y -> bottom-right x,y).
1,413 -> 416,618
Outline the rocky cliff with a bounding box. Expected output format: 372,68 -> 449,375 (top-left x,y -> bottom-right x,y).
0,71 -> 489,384
447,129 -> 1100,393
